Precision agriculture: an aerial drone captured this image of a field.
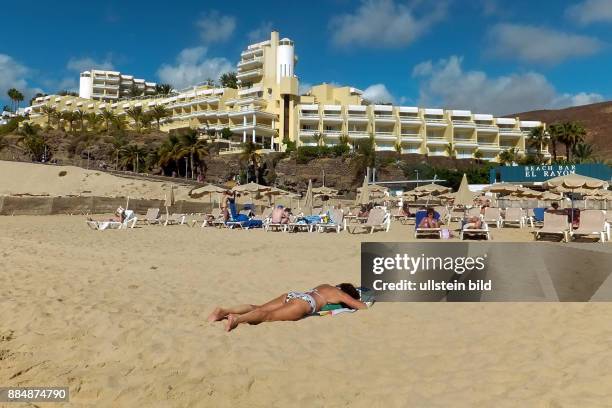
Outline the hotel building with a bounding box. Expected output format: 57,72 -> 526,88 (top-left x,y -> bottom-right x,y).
79,69 -> 157,101
27,31 -> 549,162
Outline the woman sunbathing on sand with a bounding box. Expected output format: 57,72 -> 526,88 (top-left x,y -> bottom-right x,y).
208,283 -> 367,332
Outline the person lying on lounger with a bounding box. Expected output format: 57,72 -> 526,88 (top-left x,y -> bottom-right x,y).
418,208 -> 439,228
463,215 -> 483,229
208,283 -> 367,332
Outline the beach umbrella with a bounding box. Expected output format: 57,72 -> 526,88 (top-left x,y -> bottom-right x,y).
414,183 -> 451,195
356,176 -> 370,206
454,174 -> 474,207
302,179 -> 314,215
541,191 -> 563,201
483,183 -> 520,194
312,186 -> 339,197
164,186 -> 175,218
190,184 -> 227,207
264,187 -> 294,205
515,188 -> 543,198
543,173 -> 609,190
232,182 -> 271,194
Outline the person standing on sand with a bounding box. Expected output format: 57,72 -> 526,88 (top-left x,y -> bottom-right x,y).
208,283 -> 367,332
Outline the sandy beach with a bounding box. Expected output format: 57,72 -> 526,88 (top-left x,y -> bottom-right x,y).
1,214 -> 612,407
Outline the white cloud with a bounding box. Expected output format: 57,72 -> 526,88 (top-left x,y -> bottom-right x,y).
487,23 -> 602,64
329,0 -> 447,48
363,84 -> 395,104
0,54 -> 43,107
412,55 -> 604,115
299,82 -> 313,95
66,56 -> 114,72
248,21 -> 273,43
157,46 -> 233,89
196,11 -> 236,43
566,0 -> 612,24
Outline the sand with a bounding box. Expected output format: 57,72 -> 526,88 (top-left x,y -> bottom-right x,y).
0,161 -> 195,200
1,215 -> 612,407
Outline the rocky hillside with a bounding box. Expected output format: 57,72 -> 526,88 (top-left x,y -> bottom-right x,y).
511,101 -> 612,158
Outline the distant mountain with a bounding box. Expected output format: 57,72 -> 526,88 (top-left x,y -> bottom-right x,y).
510,101 -> 612,159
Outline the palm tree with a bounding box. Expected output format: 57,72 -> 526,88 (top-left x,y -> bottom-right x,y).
394,141 -> 402,160
41,105 -> 57,129
15,90 -> 24,111
499,148 -> 517,166
140,112 -> 154,132
150,105 -> 170,130
61,111 -> 76,133
126,106 -> 143,132
547,123 -> 561,162
17,123 -> 45,161
7,88 -> 18,112
473,149 -> 483,163
573,142 -> 594,163
219,72 -> 238,89
313,132 -> 324,147
119,144 -> 146,172
564,122 -> 586,162
85,112 -> 103,132
239,141 -> 262,183
155,83 -> 173,95
176,130 -> 210,179
73,110 -> 85,132
157,134 -> 182,176
107,133 -> 127,169
111,115 -> 128,132
352,132 -> 376,180
445,142 -> 456,159
101,110 -> 117,132
529,125 -> 547,155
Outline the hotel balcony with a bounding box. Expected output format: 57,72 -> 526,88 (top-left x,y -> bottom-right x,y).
400,133 -> 423,143
374,132 -> 397,142
451,119 -> 476,129
399,115 -> 422,125
426,137 -> 448,146
498,127 -> 522,137
454,139 -> 479,148
322,113 -> 343,124
424,117 -> 447,127
236,68 -> 263,81
299,112 -> 320,124
476,143 -> 501,152
428,149 -> 446,157
348,130 -> 370,140
237,56 -> 264,70
240,47 -> 264,59
324,130 -> 342,139
373,114 -> 396,124
347,113 -> 369,123
476,123 -> 499,133
238,85 -> 263,97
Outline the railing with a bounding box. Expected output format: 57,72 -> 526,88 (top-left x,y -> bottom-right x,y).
374,114 -> 395,120
322,114 -> 342,119
452,120 -> 475,126
425,118 -> 446,123
300,113 -> 320,118
476,123 -> 497,128
348,131 -> 369,138
498,127 -> 521,133
236,69 -> 263,78
347,114 -> 368,120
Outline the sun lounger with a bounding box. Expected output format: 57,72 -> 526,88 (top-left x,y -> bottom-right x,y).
570,210 -> 607,242
449,207 -> 466,222
502,207 -> 524,228
316,209 -> 345,233
483,207 -> 502,228
460,222 -> 490,240
139,208 -> 161,225
534,213 -> 570,242
225,202 -> 262,229
347,208 -> 390,234
87,210 -> 138,230
164,213 -> 186,226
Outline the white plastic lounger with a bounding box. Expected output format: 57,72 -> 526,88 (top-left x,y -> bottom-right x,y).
460,223 -> 490,240
534,213 -> 570,242
316,209 -> 345,233
347,208 -> 390,234
570,210 -> 607,242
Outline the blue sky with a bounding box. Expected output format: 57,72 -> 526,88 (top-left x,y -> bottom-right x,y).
1,0 -> 611,115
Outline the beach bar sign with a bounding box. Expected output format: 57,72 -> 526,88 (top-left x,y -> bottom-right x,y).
493,163 -> 611,183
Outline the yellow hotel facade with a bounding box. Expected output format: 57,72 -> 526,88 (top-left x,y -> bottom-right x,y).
26,31 -> 550,162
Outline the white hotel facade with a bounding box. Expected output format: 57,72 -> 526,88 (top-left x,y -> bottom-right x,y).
27,31 -> 549,162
